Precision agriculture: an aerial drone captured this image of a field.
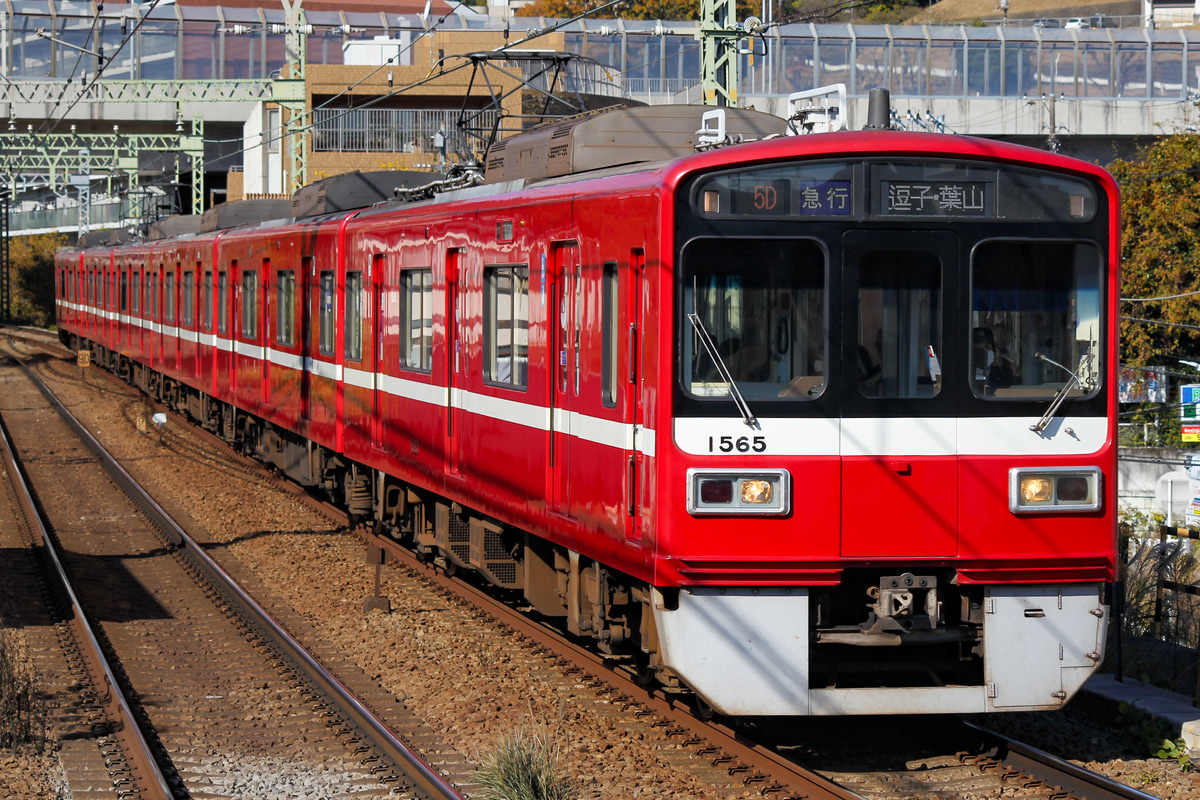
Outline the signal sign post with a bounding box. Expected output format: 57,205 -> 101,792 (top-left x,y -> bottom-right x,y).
1180,385 -> 1200,527
1181,385 -> 1200,442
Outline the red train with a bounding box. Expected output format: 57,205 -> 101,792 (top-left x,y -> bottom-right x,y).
56,103 -> 1118,717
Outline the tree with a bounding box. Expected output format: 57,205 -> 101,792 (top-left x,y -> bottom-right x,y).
1110,135 -> 1200,366
7,232 -> 65,328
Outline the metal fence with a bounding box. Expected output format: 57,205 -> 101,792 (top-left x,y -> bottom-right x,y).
9,198 -> 131,233
311,108 -> 496,156
10,4 -> 1200,103
1151,524 -> 1200,702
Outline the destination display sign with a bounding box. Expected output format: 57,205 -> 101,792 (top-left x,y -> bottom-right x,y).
730,178 -> 791,215
694,160 -> 1093,222
880,181 -> 988,217
799,179 -> 852,216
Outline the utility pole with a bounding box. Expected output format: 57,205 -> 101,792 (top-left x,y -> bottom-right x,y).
0,2 -> 309,220
1,188 -> 9,324
698,0 -> 762,106
279,0 -> 309,195
70,148 -> 91,237
1024,93 -> 1063,152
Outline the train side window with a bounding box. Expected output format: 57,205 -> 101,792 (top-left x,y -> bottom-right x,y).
132,271 -> 140,314
401,268 -> 433,371
182,271 -> 195,326
218,270 -> 229,334
484,265 -> 529,388
165,272 -> 176,324
120,271 -> 128,312
277,270 -> 296,347
319,270 -> 335,356
203,271 -> 213,332
345,270 -> 363,361
151,274 -> 158,319
601,261 -> 618,408
241,269 -> 258,339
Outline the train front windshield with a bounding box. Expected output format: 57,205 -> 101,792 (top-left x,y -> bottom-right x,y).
683,239 -> 827,399
676,158 -> 1107,416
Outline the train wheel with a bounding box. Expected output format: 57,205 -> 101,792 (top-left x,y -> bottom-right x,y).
633,651 -> 656,687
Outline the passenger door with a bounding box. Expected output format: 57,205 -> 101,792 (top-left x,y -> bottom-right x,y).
840,230 -> 959,558
445,248 -> 465,476
372,254 -> 389,452
549,242 -> 579,517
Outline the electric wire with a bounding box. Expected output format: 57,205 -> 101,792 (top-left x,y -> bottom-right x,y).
34,12 -> 103,136
4,0 -> 167,186
192,0 -> 629,170
1124,289 -> 1200,303
1124,316 -> 1200,333
37,0 -> 167,136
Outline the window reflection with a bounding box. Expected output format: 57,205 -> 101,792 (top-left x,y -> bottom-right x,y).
971,241 -> 1102,399
858,252 -> 942,398
682,239 -> 826,400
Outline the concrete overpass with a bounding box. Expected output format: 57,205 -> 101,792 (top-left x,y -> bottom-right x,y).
6,3 -> 1200,233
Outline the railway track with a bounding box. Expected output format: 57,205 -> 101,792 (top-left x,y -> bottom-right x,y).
0,343 -> 464,799
1,327 -> 1177,800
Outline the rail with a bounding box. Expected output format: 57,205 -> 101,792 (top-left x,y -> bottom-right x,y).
0,359 -> 176,800
964,721 -> 1164,800
8,349 -> 464,800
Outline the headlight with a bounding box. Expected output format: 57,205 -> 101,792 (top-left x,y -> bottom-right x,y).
687,469 -> 790,516
1020,477 -> 1053,503
740,480 -> 773,504
1010,467 -> 1101,513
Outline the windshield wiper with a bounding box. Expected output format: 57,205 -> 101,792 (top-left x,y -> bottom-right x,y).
687,312 -> 758,428
1029,351 -> 1092,433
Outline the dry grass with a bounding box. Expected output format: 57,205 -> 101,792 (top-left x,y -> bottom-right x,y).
475,717 -> 575,800
910,0 -> 1140,25
0,623 -> 47,753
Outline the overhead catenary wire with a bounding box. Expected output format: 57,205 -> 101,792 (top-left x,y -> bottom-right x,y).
195,0 -> 629,170
5,0 -> 169,186
36,0 -> 167,137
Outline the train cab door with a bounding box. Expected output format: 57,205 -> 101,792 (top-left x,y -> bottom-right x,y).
839,230 -> 959,559
550,242 -> 580,517
445,248 -> 465,476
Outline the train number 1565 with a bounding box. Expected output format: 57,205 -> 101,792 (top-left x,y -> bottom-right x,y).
708,435 -> 767,453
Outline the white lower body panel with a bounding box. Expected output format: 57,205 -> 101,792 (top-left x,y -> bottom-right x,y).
653,584 -> 1107,716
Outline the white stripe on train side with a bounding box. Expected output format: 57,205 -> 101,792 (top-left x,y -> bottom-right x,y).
672,416 -> 1107,457
63,302 -> 1104,460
